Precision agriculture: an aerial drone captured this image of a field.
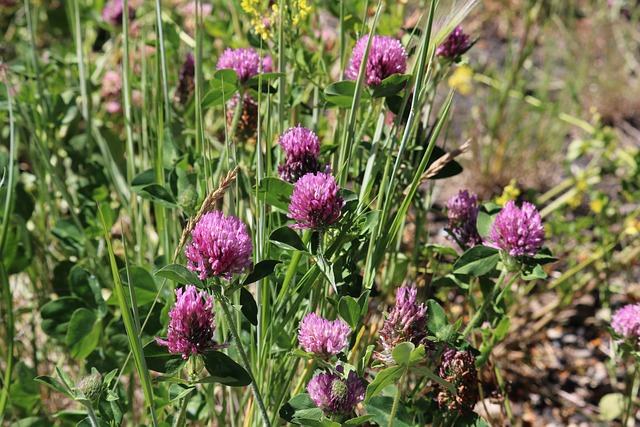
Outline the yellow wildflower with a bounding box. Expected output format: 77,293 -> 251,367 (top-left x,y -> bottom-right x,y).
589,198 -> 604,214
240,0 -> 257,14
496,179 -> 520,206
567,192 -> 582,210
448,65 -> 473,95
251,17 -> 270,40
293,0 -> 312,24
624,218 -> 640,236
241,0 -> 272,40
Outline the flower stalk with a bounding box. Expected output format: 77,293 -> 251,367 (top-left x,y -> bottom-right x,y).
83,402 -> 101,427
388,367 -> 408,427
462,269 -> 507,338
215,292 -> 272,427
172,386 -> 193,427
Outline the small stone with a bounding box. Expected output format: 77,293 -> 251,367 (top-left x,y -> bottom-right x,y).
547,327 -> 563,340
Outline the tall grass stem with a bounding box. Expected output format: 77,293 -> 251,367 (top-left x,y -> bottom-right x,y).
216,294 -> 272,427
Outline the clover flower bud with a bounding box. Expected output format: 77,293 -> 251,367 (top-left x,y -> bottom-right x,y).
446,190 -> 482,249
225,93 -> 259,141
375,286 -> 430,364
174,53 -> 195,104
278,126 -> 323,183
436,348 -> 479,413
77,372 -> 103,403
436,26 -> 472,59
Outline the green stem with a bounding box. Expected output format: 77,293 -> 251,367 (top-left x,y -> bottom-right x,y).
493,361 -> 514,422
383,1 -> 436,206
273,361 -> 301,424
154,0 -> 171,122
388,367 -> 408,427
337,0 -> 383,187
339,0 -> 345,72
463,269 -> 508,337
153,0 -> 171,265
227,88 -> 245,149
291,359 -> 314,397
217,295 -> 272,427
121,0 -> 136,184
623,360 -> 639,427
194,0 -> 206,163
0,263 -> 13,420
23,0 -> 49,117
221,86 -> 242,218
103,219 -> 159,426
255,44 -> 268,386
70,0 -> 131,203
276,230 -> 311,306
83,402 -> 101,427
357,109 -> 386,213
0,68 -> 17,419
350,99 -> 378,173
0,66 -> 16,264
277,0 -> 286,134
173,388 -> 192,427
495,273 -> 519,305
364,2 -> 439,290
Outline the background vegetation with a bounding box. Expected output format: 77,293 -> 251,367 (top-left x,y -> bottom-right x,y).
0,0 -> 639,425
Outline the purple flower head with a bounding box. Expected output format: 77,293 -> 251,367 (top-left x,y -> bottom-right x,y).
174,53 -> 195,104
156,285 -> 226,359
102,0 -> 136,26
279,126 -> 320,164
216,47 -> 273,83
298,313 -> 351,358
345,35 -> 407,87
185,211 -> 253,280
102,70 -> 123,114
307,368 -> 366,417
436,348 -> 479,413
375,286 -> 430,364
484,201 -> 545,257
262,56 -> 274,74
101,70 -> 122,98
278,126 -> 323,183
446,190 -> 482,249
288,172 -> 344,230
436,26 -> 472,59
105,101 -> 123,114
611,303 -> 640,342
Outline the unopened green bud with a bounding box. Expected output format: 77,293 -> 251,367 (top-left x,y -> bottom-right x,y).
330,378 -> 348,401
77,372 -> 103,402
